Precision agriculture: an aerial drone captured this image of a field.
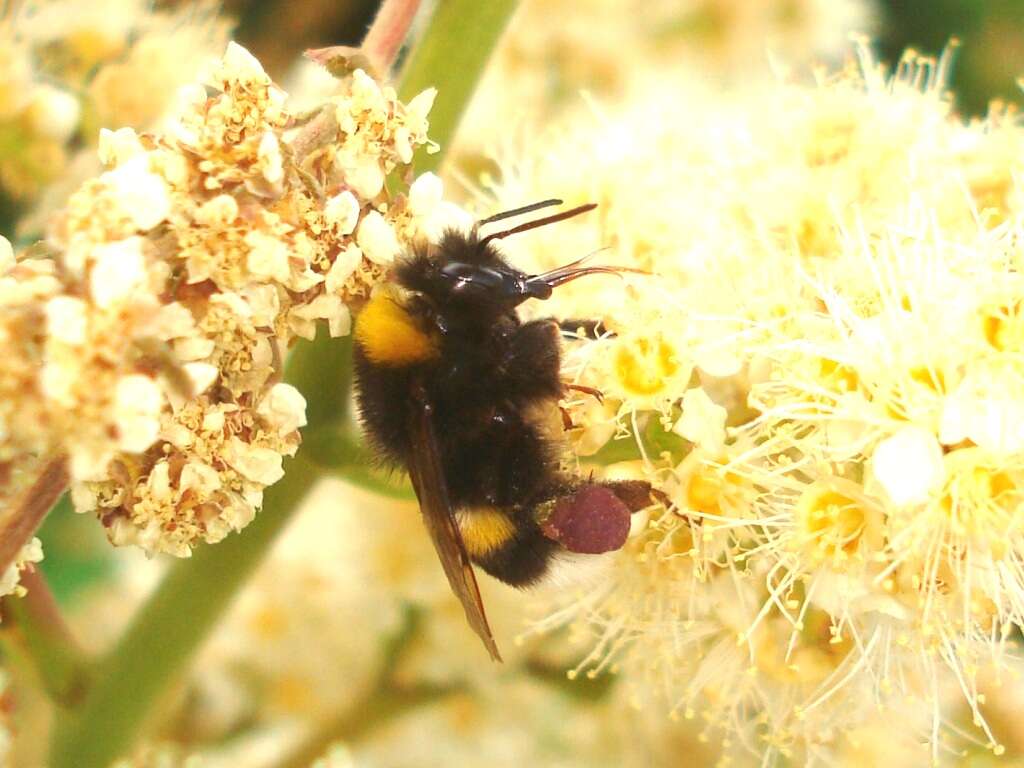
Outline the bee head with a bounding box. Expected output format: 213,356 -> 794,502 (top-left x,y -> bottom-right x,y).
394,233 -> 541,328
394,201 -> 644,332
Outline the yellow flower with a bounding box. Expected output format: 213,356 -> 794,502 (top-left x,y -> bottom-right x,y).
489,40 -> 1024,761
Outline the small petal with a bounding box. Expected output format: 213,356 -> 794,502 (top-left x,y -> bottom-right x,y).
325,245 -> 362,293
114,374 -> 164,453
871,426 -> 945,506
195,194 -> 239,227
674,388 -> 728,451
98,127 -> 145,166
408,172 -> 443,218
258,383 -> 308,435
225,437 -> 285,484
257,131 -> 284,185
323,190 -> 360,235
245,231 -> 291,283
356,211 -> 401,265
90,237 -> 147,308
104,156 -> 171,231
221,41 -> 267,81
45,296 -> 89,345
183,362 -> 219,395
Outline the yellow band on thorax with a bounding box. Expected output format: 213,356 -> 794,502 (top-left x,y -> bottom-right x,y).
355,291 -> 440,366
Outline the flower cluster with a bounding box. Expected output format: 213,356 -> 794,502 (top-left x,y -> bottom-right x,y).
488,43 -> 1024,762
452,0 -> 874,164
0,0 -> 228,221
0,41 -> 448,556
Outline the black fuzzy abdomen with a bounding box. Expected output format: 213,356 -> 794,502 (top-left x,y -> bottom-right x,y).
435,399 -> 555,509
353,315 -> 570,588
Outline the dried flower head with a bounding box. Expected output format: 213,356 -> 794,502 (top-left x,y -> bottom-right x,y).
1,42 -> 448,556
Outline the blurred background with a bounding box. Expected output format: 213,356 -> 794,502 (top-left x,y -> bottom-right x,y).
3,1 -> 1023,766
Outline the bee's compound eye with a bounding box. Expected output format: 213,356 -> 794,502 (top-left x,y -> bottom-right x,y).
440,262 -> 505,292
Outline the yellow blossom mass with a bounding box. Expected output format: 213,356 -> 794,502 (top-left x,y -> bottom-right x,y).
486,42 -> 1024,762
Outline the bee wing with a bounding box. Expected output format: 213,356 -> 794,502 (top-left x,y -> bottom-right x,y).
407,381 -> 502,662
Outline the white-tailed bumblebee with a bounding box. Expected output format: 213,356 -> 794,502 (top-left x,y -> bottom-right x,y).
352,200 -> 655,660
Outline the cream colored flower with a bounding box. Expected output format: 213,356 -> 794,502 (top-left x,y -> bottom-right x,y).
484,41 -> 1023,762
0,0 -> 228,220
0,537 -> 42,598
113,374 -> 164,453
2,42 -> 443,556
356,210 -> 402,265
673,387 -> 727,451
870,426 -> 945,507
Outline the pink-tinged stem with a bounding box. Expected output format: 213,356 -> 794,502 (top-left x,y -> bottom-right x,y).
363,0 -> 424,72
0,456 -> 68,579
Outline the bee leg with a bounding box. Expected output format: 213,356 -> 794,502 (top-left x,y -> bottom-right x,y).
564,383 -> 604,404
499,320 -> 563,401
559,406 -> 575,430
558,319 -> 609,339
537,483 -> 632,554
538,480 -> 664,555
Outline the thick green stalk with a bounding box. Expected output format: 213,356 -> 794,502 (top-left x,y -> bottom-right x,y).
0,569 -> 91,707
398,0 -> 519,173
304,426 -> 415,500
287,329 -> 353,427
48,451 -> 322,768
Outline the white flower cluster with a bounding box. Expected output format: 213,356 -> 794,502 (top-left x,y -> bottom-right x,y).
492,44 -> 1024,762
0,42 -> 450,556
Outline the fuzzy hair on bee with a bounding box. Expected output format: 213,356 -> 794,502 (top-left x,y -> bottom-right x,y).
352,199 -> 656,661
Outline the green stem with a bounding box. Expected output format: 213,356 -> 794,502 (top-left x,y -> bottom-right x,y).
303,426 -> 414,500
0,568 -> 91,707
398,0 -> 519,173
49,450 -> 323,768
286,329 -> 353,428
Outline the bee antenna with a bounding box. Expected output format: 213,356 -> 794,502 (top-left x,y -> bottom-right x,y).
476,199 -> 563,228
479,203 -> 598,248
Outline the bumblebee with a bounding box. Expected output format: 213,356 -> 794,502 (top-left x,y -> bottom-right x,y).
352,200 -> 654,660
